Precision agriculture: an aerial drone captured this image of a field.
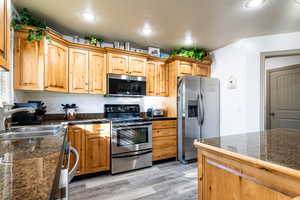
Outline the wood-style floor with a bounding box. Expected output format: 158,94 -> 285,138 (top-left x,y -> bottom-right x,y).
69,161 -> 197,200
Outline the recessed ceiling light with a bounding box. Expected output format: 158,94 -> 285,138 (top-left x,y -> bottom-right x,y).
184,33 -> 193,46
81,12 -> 95,22
295,0 -> 300,4
141,23 -> 152,37
244,0 -> 266,9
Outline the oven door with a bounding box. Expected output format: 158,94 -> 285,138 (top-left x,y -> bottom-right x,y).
112,122 -> 152,154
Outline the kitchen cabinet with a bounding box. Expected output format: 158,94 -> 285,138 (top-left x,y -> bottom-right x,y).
152,120 -> 177,161
157,62 -> 169,96
89,52 -> 106,94
193,63 -> 210,76
146,61 -> 168,97
178,61 -> 193,76
67,123 -> 110,176
69,48 -> 89,93
107,53 -> 129,75
128,56 -> 146,76
85,124 -> 110,174
0,0 -> 10,71
108,52 -> 146,77
13,31 -> 44,90
44,40 -> 69,92
68,125 -> 86,176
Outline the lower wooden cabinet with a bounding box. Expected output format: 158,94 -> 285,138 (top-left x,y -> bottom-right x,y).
68,123 -> 110,176
152,120 -> 177,161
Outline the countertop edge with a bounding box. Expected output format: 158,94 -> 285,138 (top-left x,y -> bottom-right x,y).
194,140 -> 300,180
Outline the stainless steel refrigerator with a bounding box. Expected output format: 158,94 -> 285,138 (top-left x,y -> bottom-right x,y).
177,76 -> 220,163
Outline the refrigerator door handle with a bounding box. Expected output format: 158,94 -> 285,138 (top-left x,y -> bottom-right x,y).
197,94 -> 201,126
200,91 -> 205,125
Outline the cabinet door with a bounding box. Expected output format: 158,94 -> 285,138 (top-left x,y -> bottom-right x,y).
85,134 -> 110,173
178,61 -> 193,76
89,52 -> 106,94
68,125 -> 85,176
146,61 -> 157,96
69,48 -> 89,93
45,40 -> 69,92
0,0 -> 10,70
157,63 -> 169,96
193,63 -> 209,77
13,31 -> 44,90
153,136 -> 177,161
107,53 -> 128,75
128,56 -> 146,76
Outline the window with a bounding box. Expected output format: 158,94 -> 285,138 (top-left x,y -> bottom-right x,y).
0,68 -> 10,107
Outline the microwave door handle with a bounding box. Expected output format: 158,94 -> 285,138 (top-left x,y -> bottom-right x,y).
68,146 -> 79,183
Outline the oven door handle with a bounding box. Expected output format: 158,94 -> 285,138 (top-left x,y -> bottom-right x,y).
115,125 -> 152,130
112,150 -> 152,158
68,146 -> 79,183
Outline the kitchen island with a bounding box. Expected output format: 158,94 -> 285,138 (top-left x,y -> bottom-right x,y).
0,126 -> 66,200
194,128 -> 300,200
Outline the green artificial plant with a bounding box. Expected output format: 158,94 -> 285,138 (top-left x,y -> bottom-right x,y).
84,36 -> 104,46
11,8 -> 50,41
171,48 -> 208,61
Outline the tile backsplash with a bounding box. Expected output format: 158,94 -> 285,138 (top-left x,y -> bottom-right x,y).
14,91 -> 170,114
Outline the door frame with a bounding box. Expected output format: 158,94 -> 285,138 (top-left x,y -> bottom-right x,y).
260,49 -> 300,130
266,64 -> 300,129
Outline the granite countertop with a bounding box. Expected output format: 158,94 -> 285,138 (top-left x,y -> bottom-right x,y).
0,130 -> 66,200
195,128 -> 300,171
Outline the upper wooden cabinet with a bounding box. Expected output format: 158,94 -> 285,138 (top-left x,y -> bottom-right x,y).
157,62 -> 169,97
14,31 -> 44,90
107,53 -> 129,74
69,48 -> 89,93
44,40 -> 69,92
128,56 -> 146,76
178,61 -> 193,76
108,52 -> 146,77
89,52 -> 106,94
146,61 -> 168,97
146,61 -> 157,96
0,0 -> 10,71
193,63 -> 210,76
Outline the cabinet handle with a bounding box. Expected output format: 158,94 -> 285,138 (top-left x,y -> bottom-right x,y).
44,86 -> 49,89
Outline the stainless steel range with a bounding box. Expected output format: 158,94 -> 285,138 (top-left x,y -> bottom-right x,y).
105,104 -> 152,174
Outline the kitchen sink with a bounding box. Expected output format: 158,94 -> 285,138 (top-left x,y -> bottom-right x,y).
0,125 -> 66,140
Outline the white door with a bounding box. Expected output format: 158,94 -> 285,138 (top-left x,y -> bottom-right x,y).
269,65 -> 300,129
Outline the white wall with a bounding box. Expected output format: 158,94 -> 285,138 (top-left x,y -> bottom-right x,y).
14,91 -> 169,114
265,55 -> 300,70
211,31 -> 300,136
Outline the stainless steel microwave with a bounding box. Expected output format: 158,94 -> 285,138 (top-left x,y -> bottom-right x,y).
107,74 -> 146,97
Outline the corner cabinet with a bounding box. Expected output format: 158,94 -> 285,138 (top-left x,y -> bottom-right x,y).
0,0 -> 10,71
68,123 -> 110,176
14,31 -> 45,90
146,61 -> 169,97
44,40 -> 69,92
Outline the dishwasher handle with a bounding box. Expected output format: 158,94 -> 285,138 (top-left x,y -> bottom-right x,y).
68,146 -> 79,183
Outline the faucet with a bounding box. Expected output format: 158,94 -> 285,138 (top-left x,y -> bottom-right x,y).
0,104 -> 35,131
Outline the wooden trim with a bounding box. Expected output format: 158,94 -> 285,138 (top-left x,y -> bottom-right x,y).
206,159 -> 298,198
194,141 -> 300,180
166,56 -> 212,65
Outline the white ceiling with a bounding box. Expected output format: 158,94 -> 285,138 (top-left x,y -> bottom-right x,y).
12,0 -> 300,51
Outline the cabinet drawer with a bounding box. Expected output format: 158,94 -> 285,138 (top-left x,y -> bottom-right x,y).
84,124 -> 110,136
153,128 -> 176,138
153,136 -> 177,148
152,120 -> 177,129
